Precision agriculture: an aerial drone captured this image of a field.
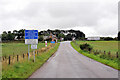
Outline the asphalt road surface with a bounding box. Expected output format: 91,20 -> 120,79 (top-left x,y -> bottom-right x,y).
30,41 -> 118,78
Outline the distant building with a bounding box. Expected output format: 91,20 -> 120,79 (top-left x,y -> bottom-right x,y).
14,36 -> 18,40
60,38 -> 64,41
72,37 -> 75,41
87,37 -> 100,40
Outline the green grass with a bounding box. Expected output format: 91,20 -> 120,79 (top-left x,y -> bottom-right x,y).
71,41 -> 119,70
2,43 -> 50,57
75,41 -> 118,54
2,43 -> 60,78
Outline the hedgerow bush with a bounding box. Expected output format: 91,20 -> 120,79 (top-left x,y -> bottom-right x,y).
80,43 -> 93,51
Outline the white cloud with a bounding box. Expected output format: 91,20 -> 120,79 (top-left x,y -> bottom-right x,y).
0,0 -> 119,37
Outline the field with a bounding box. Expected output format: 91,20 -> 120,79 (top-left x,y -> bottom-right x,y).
2,43 -> 60,78
2,42 -> 50,56
75,41 -> 118,54
71,41 -> 119,70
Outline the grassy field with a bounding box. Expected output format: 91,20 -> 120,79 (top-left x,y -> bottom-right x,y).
71,41 -> 119,70
75,41 -> 118,54
2,43 -> 60,78
2,43 -> 50,56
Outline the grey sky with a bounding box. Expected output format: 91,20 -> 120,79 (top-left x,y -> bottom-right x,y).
0,0 -> 119,37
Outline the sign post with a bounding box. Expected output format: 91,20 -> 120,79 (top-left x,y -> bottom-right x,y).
31,45 -> 37,62
25,30 -> 38,61
45,41 -> 47,47
28,44 -> 30,60
34,50 -> 35,62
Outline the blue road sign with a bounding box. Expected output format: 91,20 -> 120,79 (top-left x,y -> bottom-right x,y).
25,30 -> 38,39
51,41 -> 55,43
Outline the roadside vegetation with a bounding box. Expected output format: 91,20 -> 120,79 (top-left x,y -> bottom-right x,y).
2,43 -> 60,78
71,41 -> 119,70
75,41 -> 118,54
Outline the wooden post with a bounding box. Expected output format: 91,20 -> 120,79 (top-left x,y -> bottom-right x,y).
3,57 -> 4,61
36,52 -> 38,55
108,51 -> 111,57
94,50 -> 96,55
23,54 -> 24,59
9,56 -> 10,65
116,52 -> 119,58
17,55 -> 19,62
104,51 -> 106,55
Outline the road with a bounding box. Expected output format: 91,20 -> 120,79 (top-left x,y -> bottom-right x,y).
30,41 -> 118,78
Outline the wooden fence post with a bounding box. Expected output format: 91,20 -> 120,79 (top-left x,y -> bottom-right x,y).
9,56 -> 10,65
23,54 -> 24,59
116,52 -> 119,58
17,55 -> 19,62
104,51 -> 106,55
108,51 -> 111,57
3,57 -> 4,61
37,51 -> 38,55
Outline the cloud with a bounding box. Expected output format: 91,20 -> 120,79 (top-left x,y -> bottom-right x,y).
0,0 -> 119,37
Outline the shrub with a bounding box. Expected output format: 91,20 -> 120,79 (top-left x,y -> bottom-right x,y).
80,43 -> 93,51
39,36 -> 43,41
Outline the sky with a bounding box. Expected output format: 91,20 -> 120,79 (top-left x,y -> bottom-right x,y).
0,0 -> 119,37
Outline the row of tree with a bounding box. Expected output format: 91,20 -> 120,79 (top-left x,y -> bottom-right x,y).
1,29 -> 119,41
1,29 -> 85,41
2,29 -> 25,41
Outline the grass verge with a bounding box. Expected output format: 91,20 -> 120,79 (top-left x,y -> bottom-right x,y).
71,41 -> 119,70
2,43 -> 60,79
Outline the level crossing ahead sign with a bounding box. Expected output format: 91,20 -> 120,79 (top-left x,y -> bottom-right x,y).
25,30 -> 38,44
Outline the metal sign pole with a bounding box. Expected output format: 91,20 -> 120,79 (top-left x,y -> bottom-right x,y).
28,44 -> 30,60
34,50 -> 35,62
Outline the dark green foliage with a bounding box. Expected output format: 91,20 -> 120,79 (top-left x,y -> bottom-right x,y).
58,33 -> 65,39
80,43 -> 93,51
39,36 -> 43,41
2,29 -> 86,41
40,29 -> 85,41
104,37 -> 114,41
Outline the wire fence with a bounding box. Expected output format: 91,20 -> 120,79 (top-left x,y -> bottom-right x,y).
2,43 -> 56,65
73,41 -> 119,60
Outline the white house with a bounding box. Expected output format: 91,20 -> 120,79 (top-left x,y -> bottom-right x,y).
87,37 -> 100,40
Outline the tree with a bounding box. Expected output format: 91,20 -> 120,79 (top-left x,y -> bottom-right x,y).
2,31 -> 7,41
58,33 -> 65,39
7,33 -> 15,40
39,36 -> 43,41
13,30 -> 18,35
2,33 -> 7,41
8,31 -> 11,34
65,34 -> 72,40
104,37 -> 114,41
17,29 -> 25,39
3,31 -> 7,34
